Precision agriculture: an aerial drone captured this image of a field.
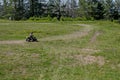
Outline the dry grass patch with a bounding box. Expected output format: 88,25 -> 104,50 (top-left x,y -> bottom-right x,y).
74,55 -> 105,66
80,48 -> 101,54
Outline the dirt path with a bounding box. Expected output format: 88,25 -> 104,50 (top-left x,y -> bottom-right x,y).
0,40 -> 25,45
0,24 -> 93,44
90,31 -> 101,43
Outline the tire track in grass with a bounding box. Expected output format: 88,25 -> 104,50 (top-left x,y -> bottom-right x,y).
0,40 -> 25,45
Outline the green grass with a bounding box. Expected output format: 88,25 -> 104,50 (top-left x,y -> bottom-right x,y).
0,21 -> 120,80
0,21 -> 82,40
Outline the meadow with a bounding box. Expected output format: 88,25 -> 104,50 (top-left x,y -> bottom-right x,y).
0,20 -> 120,80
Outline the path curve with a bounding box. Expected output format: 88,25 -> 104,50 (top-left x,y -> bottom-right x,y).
40,24 -> 93,41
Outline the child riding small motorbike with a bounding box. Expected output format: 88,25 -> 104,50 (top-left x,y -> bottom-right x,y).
26,32 -> 38,42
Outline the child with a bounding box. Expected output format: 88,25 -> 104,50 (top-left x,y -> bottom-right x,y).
29,32 -> 34,38
26,32 -> 38,42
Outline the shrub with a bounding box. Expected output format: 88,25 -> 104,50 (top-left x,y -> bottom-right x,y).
60,16 -> 64,21
52,17 -> 58,22
29,17 -> 35,21
28,15 -> 53,22
47,15 -> 52,21
60,17 -> 73,21
118,18 -> 120,24
74,17 -> 88,21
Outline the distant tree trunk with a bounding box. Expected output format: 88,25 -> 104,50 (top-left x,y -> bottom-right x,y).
115,0 -> 120,19
12,0 -> 24,20
57,0 -> 61,20
104,0 -> 114,20
71,0 -> 77,18
65,0 -> 71,17
30,0 -> 35,17
3,0 -> 7,15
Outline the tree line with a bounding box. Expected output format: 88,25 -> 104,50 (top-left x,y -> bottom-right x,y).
0,0 -> 120,21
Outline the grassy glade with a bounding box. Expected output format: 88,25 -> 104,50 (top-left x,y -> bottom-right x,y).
0,20 -> 120,80
0,21 -> 82,40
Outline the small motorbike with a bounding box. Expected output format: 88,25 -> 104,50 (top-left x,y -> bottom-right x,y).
26,36 -> 38,42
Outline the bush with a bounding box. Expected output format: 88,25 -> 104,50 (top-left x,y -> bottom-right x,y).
47,15 -> 52,21
114,18 -> 120,24
60,17 -> 73,21
29,17 -> 35,21
28,15 -> 53,22
118,18 -> 120,24
28,16 -> 94,22
52,17 -> 58,22
74,17 -> 87,21
60,16 -> 64,21
60,16 -> 94,21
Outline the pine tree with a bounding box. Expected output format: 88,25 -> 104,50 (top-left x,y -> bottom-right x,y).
91,0 -> 105,20
115,0 -> 120,19
104,0 -> 114,20
13,0 -> 25,20
47,0 -> 61,20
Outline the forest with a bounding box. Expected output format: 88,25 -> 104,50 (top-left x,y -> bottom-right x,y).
0,0 -> 120,21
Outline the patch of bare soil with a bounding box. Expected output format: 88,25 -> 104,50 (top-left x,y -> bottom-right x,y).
80,48 -> 101,54
0,40 -> 25,45
74,55 -> 105,66
66,47 -> 101,54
